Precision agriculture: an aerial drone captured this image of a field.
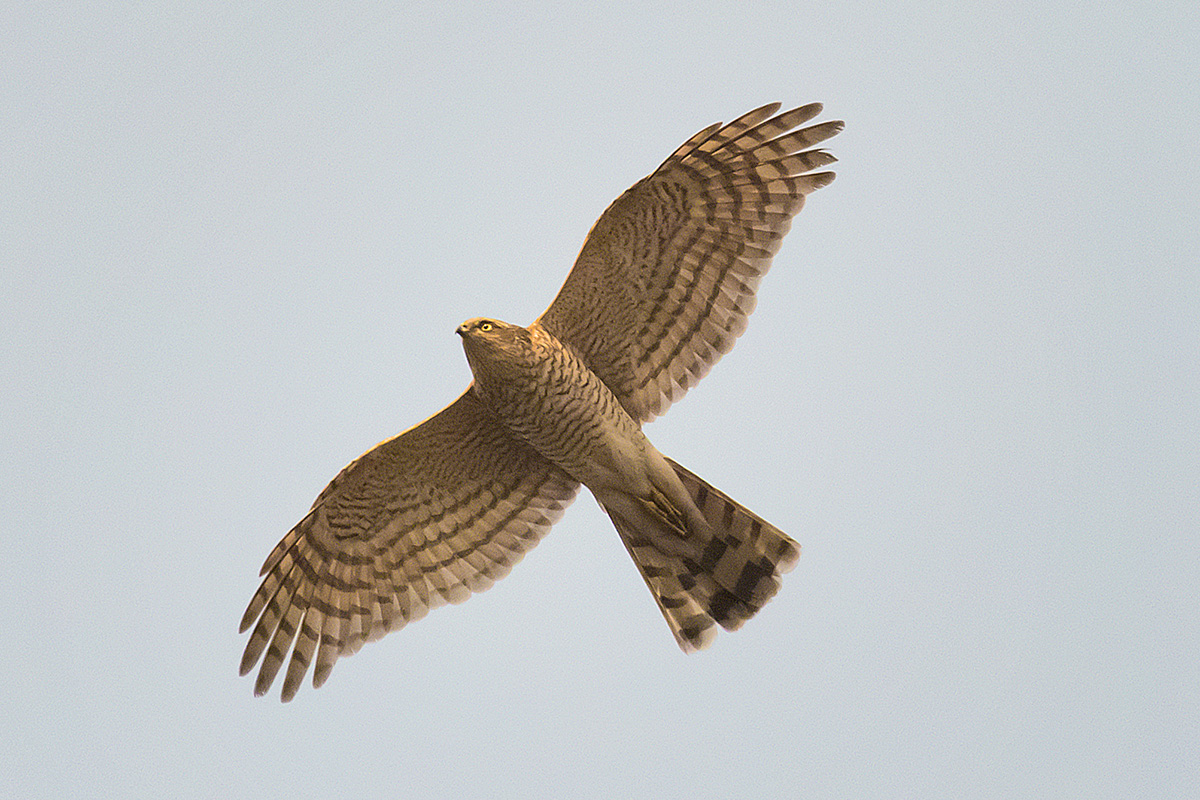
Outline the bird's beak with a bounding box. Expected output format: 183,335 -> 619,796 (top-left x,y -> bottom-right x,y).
455,323 -> 468,337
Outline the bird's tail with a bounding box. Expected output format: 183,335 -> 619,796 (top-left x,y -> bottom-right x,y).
602,457 -> 800,652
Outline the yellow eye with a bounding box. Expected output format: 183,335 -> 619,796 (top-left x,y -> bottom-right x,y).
479,322 -> 493,332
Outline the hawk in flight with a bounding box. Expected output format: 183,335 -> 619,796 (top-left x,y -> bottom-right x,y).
240,103 -> 842,700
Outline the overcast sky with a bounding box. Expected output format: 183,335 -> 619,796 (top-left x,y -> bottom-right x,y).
3,2 -> 1197,798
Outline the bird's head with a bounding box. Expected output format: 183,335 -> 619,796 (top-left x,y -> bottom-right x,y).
456,318 -> 529,382
455,317 -> 511,339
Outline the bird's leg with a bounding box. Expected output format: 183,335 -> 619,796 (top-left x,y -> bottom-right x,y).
643,486 -> 691,538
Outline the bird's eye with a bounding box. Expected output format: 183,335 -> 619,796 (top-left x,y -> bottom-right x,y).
479,322 -> 493,332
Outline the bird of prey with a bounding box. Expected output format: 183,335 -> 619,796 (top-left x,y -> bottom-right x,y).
240,103 -> 842,700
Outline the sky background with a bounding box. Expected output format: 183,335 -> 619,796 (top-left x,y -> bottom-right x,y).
3,2 -> 1197,797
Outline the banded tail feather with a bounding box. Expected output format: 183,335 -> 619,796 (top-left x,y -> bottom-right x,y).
605,457 -> 799,652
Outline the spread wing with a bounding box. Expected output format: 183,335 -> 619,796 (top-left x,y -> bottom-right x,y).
537,103 -> 842,421
239,389 -> 579,701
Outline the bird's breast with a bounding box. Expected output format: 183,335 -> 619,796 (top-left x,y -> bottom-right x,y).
471,326 -> 649,492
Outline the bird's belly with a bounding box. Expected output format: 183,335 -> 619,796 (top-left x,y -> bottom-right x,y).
488,358 -> 650,495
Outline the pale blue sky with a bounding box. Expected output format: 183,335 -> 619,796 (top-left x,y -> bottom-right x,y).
3,2 -> 1197,798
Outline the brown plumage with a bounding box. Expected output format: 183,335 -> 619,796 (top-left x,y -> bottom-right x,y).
240,103 -> 842,699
